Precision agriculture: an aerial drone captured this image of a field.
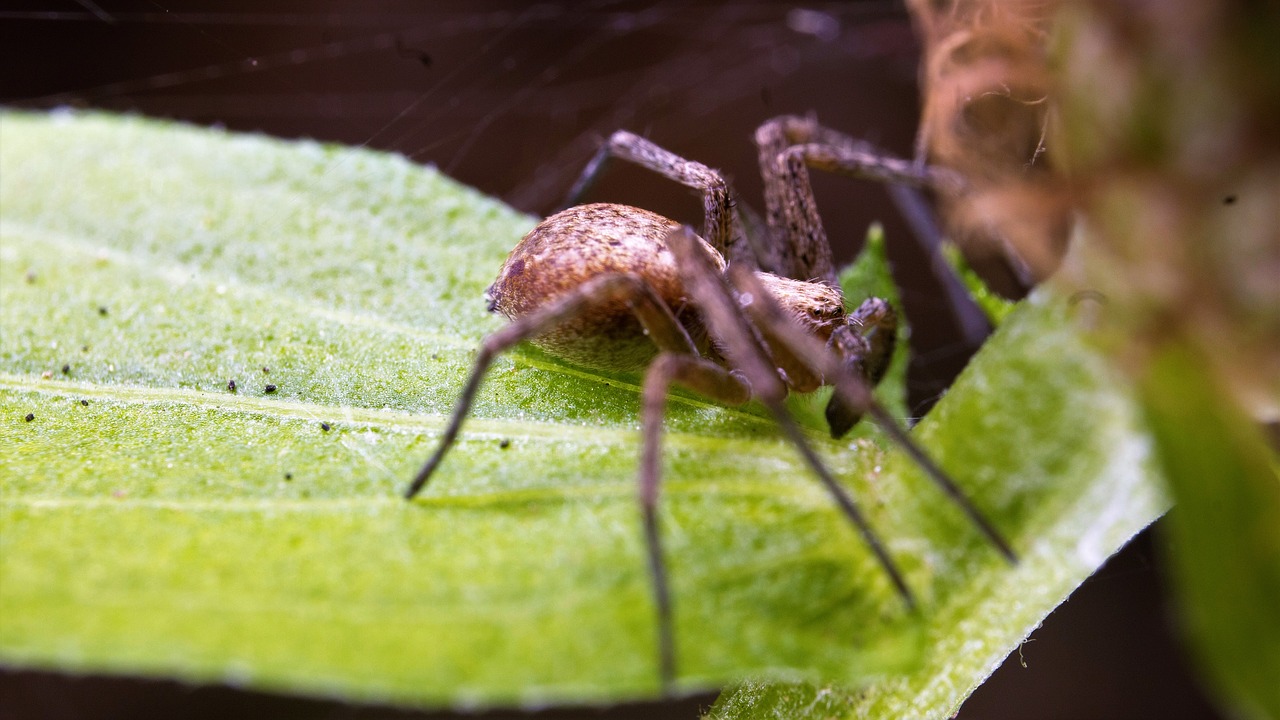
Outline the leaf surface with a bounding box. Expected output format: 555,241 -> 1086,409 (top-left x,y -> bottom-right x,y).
0,111 -> 1164,712
707,280 -> 1167,718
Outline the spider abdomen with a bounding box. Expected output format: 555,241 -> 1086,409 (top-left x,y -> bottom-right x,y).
486,203 -> 722,371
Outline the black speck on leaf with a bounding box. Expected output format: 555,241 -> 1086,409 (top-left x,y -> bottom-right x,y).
61,364 -> 70,375
97,306 -> 108,316
321,422 -> 331,432
284,473 -> 293,481
24,413 -> 35,422
262,366 -> 270,374
499,438 -> 511,449
80,399 -> 89,407
228,379 -> 237,392
264,384 -> 277,394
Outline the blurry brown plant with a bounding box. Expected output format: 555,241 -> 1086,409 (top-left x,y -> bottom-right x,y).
907,2 -> 1280,718
1053,1 -> 1280,419
907,0 -> 1072,291
907,0 -> 1279,417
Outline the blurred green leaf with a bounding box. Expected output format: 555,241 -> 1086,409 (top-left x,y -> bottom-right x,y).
1,111 -> 1164,713
940,243 -> 1018,327
1141,346 -> 1280,720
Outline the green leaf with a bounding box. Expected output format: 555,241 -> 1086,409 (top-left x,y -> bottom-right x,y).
1140,345 -> 1280,720
0,111 -> 1165,714
940,243 -> 1018,327
707,286 -> 1169,718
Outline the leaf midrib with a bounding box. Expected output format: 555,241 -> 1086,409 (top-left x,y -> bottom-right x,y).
1,373 -> 815,450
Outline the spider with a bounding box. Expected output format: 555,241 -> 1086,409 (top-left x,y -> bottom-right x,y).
403,115 -> 1016,690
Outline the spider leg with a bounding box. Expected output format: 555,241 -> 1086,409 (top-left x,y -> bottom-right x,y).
404,266 -> 752,690
663,226 -> 918,608
845,297 -> 898,386
754,115 -> 965,284
754,116 -> 837,283
783,142 -> 964,191
639,353 -> 750,692
727,263 -> 1019,565
825,298 -> 898,437
403,272 -> 699,500
561,130 -> 749,265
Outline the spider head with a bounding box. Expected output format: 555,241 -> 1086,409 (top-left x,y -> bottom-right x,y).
752,273 -> 846,342
738,274 -> 898,438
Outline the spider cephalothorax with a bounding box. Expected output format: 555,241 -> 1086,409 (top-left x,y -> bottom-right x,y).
485,201 -> 897,438
405,116 -> 1015,691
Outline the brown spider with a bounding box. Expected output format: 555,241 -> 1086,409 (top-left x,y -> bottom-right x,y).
403,115 -> 1015,690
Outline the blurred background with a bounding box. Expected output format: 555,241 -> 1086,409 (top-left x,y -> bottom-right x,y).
1,2 -> 1223,718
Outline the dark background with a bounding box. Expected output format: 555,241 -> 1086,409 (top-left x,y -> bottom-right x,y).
1,2 -> 1223,718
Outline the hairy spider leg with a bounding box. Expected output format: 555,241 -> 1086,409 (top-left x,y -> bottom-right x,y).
403,272 -> 699,500
559,130 -> 746,263
639,353 -> 751,691
825,298 -> 898,436
663,226 -> 919,608
755,115 -> 973,426
755,114 -> 966,285
797,119 -> 999,360
404,267 -> 756,690
749,121 -> 1014,558
726,263 -> 1019,564
754,116 -> 839,283
844,297 -> 898,387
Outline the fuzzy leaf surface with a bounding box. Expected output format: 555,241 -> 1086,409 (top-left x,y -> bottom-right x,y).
1,112 -> 1163,711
